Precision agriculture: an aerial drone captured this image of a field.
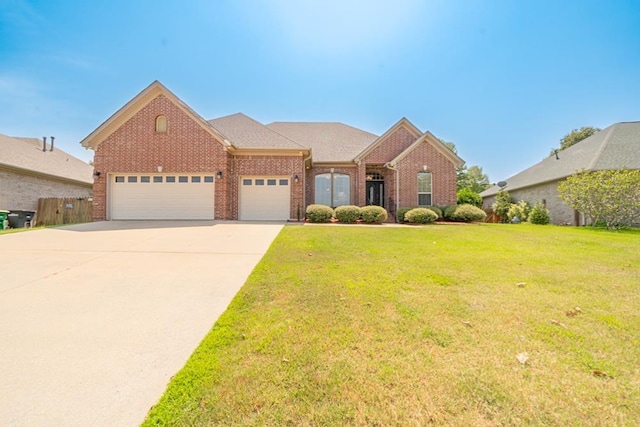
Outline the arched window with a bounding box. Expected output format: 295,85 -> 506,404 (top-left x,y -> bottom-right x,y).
155,115 -> 167,133
417,171 -> 432,206
315,172 -> 350,207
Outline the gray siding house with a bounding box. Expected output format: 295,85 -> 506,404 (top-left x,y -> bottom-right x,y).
481,121 -> 640,225
0,134 -> 93,212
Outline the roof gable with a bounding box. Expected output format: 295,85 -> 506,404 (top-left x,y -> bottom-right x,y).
480,121 -> 640,197
80,81 -> 227,151
354,117 -> 422,162
1,134 -> 93,184
209,113 -> 307,150
386,130 -> 465,169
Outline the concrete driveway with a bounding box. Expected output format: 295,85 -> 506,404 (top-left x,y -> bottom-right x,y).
0,221 -> 284,426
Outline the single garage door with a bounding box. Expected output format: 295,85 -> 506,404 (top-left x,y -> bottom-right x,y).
239,177 -> 290,220
110,174 -> 215,220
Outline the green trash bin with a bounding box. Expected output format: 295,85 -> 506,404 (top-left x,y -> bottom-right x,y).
0,210 -> 8,230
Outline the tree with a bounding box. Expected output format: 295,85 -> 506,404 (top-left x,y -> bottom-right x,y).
441,140 -> 490,192
458,165 -> 490,193
457,187 -> 482,207
492,189 -> 513,223
550,126 -> 600,156
557,168 -> 640,229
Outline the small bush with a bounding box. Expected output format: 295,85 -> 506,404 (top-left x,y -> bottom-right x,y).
360,206 -> 387,223
334,205 -> 361,223
443,205 -> 458,220
428,206 -> 443,219
507,200 -> 531,223
404,208 -> 438,224
396,207 -> 418,223
492,189 -> 513,223
448,204 -> 487,222
305,204 -> 334,223
528,202 -> 551,225
457,188 -> 482,207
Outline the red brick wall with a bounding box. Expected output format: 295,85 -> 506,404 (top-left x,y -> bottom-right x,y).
92,94 -> 230,220
361,126 -> 417,164
396,142 -> 457,208
231,155 -> 305,220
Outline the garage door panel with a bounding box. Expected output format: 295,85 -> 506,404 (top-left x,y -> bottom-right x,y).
239,177 -> 290,221
110,175 -> 215,220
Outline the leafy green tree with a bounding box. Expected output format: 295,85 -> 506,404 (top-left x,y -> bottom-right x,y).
491,189 -> 513,223
441,140 -> 490,192
558,169 -> 640,229
458,165 -> 490,193
550,126 -> 600,156
457,187 -> 482,207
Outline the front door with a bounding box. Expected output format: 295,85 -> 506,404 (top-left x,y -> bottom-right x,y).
366,181 -> 384,207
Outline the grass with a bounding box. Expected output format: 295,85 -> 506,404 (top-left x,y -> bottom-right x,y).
144,224 -> 640,426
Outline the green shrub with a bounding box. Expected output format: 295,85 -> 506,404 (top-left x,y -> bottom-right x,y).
528,202 -> 551,225
334,205 -> 361,223
456,188 -> 482,207
396,207 -> 418,223
305,204 -> 333,223
404,208 -> 438,224
443,205 -> 458,220
427,206 -> 442,219
492,189 -> 513,223
448,204 -> 487,222
360,206 -> 388,223
507,200 -> 531,223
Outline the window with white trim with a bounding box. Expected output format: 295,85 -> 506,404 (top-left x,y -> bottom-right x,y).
417,171 -> 432,206
315,172 -> 350,207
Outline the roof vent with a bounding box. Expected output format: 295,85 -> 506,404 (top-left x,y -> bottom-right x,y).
50,136 -> 55,152
42,136 -> 47,152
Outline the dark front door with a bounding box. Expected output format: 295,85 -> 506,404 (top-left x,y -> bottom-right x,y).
366,181 -> 384,207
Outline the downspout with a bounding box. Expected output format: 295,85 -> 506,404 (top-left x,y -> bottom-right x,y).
302,151 -> 312,216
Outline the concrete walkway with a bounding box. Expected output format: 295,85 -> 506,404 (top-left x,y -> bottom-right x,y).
0,221 -> 283,426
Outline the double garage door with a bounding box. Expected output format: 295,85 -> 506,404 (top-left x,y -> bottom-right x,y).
110,174 -> 215,220
109,174 -> 290,220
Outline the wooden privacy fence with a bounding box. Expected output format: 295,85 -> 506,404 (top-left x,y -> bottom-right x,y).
36,197 -> 93,226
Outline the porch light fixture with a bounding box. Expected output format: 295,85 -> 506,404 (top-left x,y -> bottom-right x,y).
294,174 -> 299,183
92,171 -> 101,179
157,166 -> 163,173
216,171 -> 223,179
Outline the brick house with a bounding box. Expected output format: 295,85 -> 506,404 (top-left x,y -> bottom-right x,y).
1,134 -> 92,212
81,81 -> 463,221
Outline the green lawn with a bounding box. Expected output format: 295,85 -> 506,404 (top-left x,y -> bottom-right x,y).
144,224 -> 640,426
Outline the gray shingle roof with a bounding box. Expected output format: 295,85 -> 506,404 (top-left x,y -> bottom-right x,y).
267,122 -> 378,162
481,121 -> 640,197
0,134 -> 93,184
208,113 -> 307,150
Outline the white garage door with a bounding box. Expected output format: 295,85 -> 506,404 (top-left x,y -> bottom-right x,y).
110,174 -> 215,220
239,177 -> 290,220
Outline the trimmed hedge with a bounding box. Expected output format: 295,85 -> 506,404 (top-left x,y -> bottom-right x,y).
428,206 -> 443,219
360,206 -> 388,223
396,207 -> 418,223
447,204 -> 487,222
334,205 -> 361,223
404,208 -> 438,224
443,205 -> 458,220
305,204 -> 333,223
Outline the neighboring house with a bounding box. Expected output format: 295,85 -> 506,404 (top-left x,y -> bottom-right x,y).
0,134 -> 93,212
81,81 -> 463,221
480,121 -> 640,225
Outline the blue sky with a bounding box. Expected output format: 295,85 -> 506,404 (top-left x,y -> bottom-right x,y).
1,0 -> 639,181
